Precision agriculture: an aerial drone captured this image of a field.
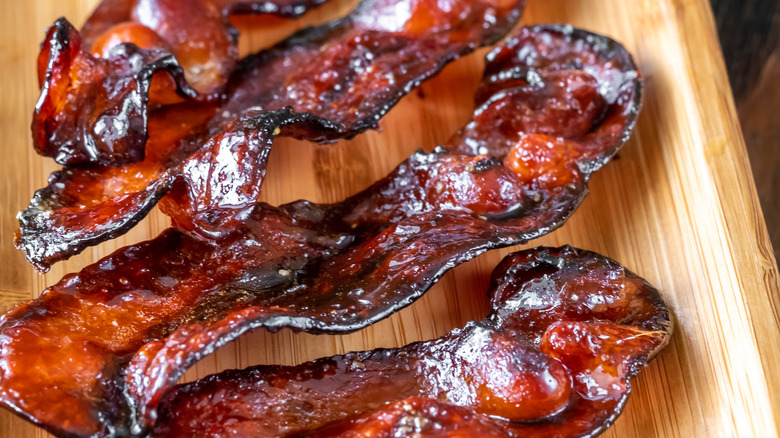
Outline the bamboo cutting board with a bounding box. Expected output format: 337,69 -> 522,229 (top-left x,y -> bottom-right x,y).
1,0 -> 778,436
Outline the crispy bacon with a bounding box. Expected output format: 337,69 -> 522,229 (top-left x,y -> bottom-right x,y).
19,0 -> 527,271
2,25 -> 643,437
33,0 -> 333,167
149,246 -> 671,437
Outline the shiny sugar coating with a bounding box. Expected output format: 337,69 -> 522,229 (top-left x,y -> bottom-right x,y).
33,0 -> 331,167
18,0 -> 527,271
4,24 -> 641,437
150,247 -> 671,437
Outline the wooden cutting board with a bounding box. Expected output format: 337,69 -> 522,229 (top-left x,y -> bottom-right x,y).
1,0 -> 778,436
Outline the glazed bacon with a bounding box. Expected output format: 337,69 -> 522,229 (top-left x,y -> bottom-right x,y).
19,0 -> 527,271
33,0 -> 332,167
150,246 -> 671,437
1,25 -> 643,437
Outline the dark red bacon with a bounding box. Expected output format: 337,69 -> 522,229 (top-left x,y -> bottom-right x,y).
149,246 -> 671,437
18,0 -> 527,271
2,25 -> 643,437
33,0 -> 333,167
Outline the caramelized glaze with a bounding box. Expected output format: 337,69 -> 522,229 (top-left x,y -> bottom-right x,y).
3,25 -> 643,437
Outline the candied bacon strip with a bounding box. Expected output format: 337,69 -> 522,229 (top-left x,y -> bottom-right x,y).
34,0 -> 332,167
149,246 -> 672,437
1,25 -> 642,437
164,22 -> 641,238
18,0 -> 527,271
217,0 -> 527,135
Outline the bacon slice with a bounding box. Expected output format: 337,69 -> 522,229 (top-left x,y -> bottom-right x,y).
33,0 -> 333,167
149,246 -> 672,437
1,25 -> 642,437
18,0 -> 527,271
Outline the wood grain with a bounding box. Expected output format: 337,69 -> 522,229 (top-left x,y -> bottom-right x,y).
711,0 -> 780,264
1,0 -> 779,436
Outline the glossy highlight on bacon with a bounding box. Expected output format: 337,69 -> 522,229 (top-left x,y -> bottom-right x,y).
2,24 -> 643,437
18,0 -> 527,271
150,246 -> 672,437
33,0 -> 333,167
33,17 -> 199,166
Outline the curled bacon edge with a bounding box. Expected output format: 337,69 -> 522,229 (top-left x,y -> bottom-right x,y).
2,23 -> 646,438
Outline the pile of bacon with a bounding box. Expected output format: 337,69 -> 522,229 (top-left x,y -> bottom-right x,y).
2,0 -> 673,437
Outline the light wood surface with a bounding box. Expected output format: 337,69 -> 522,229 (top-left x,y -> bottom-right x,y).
1,0 -> 778,436
711,0 -> 780,263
